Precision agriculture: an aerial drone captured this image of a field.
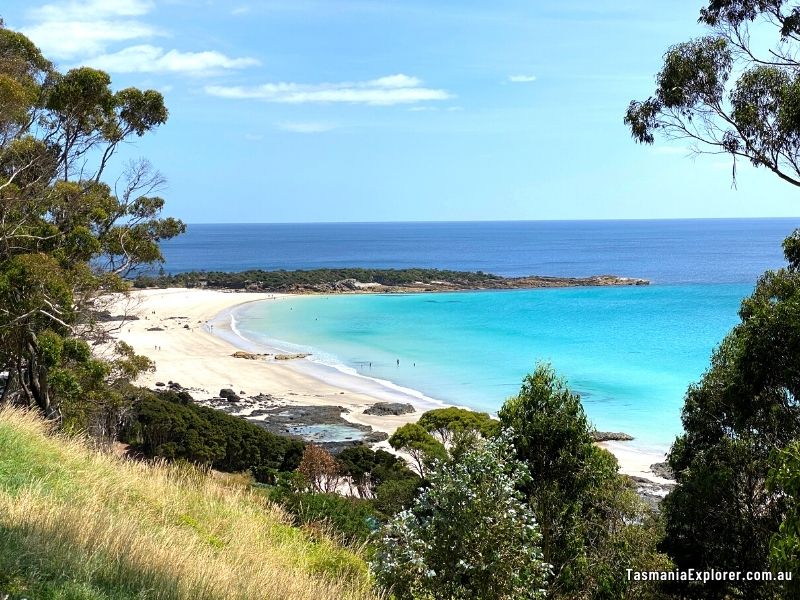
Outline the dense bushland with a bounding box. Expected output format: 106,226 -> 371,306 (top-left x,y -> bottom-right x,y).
120,389 -> 304,480
133,267 -> 503,290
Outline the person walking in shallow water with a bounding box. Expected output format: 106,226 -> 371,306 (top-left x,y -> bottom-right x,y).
396,358 -> 400,367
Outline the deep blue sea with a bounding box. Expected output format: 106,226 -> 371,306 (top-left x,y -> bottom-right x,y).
161,219 -> 797,452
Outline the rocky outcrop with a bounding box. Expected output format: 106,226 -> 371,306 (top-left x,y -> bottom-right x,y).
219,388 -> 241,402
628,475 -> 676,511
591,431 -> 634,442
200,396 -> 388,452
92,310 -> 140,322
364,402 -> 416,416
274,353 -> 311,361
334,278 -> 360,291
267,275 -> 650,295
650,462 -> 675,480
231,351 -> 268,360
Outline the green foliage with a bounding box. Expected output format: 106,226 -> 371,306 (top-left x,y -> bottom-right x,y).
269,485 -> 378,546
133,267 -> 504,290
0,407 -> 375,600
0,23 -> 184,426
122,390 -> 304,475
625,1 -> 800,187
768,441 -> 800,596
416,407 -> 500,445
337,445 -> 419,500
633,6 -> 800,594
660,240 -> 800,598
500,364 -> 670,599
388,423 -> 447,477
372,476 -> 423,518
372,434 -> 549,600
266,445 -> 420,547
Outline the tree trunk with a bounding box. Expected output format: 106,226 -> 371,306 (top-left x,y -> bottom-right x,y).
25,337 -> 59,420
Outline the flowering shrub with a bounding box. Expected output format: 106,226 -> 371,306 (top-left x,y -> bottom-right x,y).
371,432 -> 549,599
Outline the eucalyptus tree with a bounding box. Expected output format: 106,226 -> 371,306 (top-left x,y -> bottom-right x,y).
500,364 -> 670,599
626,2 -> 800,596
625,0 -> 800,187
0,24 -> 184,427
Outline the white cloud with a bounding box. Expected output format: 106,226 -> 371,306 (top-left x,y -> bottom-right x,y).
232,6 -> 251,15
23,19 -> 159,59
84,45 -> 259,74
205,74 -> 453,105
22,0 -> 258,76
508,74 -> 537,83
23,0 -> 158,59
277,121 -> 336,133
29,0 -> 154,21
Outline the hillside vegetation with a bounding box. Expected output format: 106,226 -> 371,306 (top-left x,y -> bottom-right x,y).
0,407 -> 378,600
132,268 -> 647,292
133,267 -> 503,290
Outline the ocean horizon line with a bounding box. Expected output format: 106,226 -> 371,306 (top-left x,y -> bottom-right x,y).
175,216 -> 800,227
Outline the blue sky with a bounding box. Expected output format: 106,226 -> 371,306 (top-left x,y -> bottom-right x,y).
3,0 -> 798,223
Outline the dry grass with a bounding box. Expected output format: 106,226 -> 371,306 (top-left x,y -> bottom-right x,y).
0,406 -> 381,600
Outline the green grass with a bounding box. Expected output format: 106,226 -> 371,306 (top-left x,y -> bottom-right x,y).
0,407 -> 380,600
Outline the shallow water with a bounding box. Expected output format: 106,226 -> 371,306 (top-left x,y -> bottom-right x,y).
171,218 -> 797,453
288,424 -> 370,442
234,284 -> 750,453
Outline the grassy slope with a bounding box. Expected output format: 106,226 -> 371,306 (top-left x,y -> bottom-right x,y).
0,407 -> 379,600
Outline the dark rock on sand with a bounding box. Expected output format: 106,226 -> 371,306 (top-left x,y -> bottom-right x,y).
92,310 -> 140,322
591,431 -> 634,442
275,353 -> 311,360
364,402 -> 416,416
650,462 -> 675,480
232,351 -> 264,360
219,388 -> 241,402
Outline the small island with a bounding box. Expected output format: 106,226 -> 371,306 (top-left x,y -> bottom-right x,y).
134,267 -> 649,293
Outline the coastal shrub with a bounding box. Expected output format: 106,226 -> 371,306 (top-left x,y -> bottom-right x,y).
298,444 -> 342,494
417,406 -> 500,447
269,485 -> 379,546
657,241 -> 800,599
122,390 -> 304,475
627,2 -> 800,593
133,267 -> 505,290
371,433 -> 549,600
499,364 -> 670,599
372,476 -> 424,518
337,445 -> 418,500
768,440 -> 800,598
387,423 -> 446,477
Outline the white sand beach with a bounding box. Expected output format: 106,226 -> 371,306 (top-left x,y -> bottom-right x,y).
103,288 -> 669,482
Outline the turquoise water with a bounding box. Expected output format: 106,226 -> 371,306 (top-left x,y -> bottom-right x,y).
233,284 -> 751,452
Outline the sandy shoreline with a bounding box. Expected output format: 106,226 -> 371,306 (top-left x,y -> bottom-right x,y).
103,288 -> 669,483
